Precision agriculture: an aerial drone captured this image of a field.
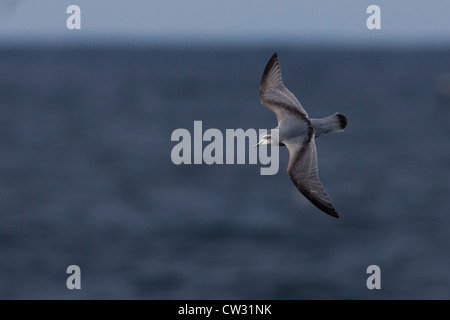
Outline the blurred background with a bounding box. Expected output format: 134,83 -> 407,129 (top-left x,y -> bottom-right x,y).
0,0 -> 449,299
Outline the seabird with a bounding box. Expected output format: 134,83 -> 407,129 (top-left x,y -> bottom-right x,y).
256,53 -> 347,218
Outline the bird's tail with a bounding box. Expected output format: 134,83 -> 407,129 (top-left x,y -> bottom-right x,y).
311,113 -> 347,138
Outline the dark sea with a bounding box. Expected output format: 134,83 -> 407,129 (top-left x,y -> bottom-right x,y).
0,45 -> 449,299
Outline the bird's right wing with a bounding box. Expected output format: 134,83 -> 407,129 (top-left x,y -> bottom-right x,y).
285,137 -> 339,218
259,53 -> 309,122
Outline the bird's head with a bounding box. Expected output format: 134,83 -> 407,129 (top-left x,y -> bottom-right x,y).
254,130 -> 280,148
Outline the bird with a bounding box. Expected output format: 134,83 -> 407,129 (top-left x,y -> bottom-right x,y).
255,53 -> 347,218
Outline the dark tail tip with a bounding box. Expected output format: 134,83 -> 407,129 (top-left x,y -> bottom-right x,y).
336,113 -> 347,130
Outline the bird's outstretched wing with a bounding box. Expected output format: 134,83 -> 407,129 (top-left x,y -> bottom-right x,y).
285,136 -> 339,218
259,53 -> 309,122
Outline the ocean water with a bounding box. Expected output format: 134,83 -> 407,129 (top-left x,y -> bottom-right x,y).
0,46 -> 449,299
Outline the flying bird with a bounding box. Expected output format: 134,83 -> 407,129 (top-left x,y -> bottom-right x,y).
256,53 -> 347,218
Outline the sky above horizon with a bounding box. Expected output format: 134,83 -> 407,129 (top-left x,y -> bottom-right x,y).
1,0 -> 449,46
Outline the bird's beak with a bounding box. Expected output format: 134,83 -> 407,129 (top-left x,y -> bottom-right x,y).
254,140 -> 263,148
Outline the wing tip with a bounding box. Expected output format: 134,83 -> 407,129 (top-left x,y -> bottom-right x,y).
309,196 -> 340,218
293,181 -> 340,218
327,208 -> 340,218
261,52 -> 279,83
292,186 -> 341,218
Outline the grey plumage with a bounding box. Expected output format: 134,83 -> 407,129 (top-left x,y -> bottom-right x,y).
258,53 -> 347,218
